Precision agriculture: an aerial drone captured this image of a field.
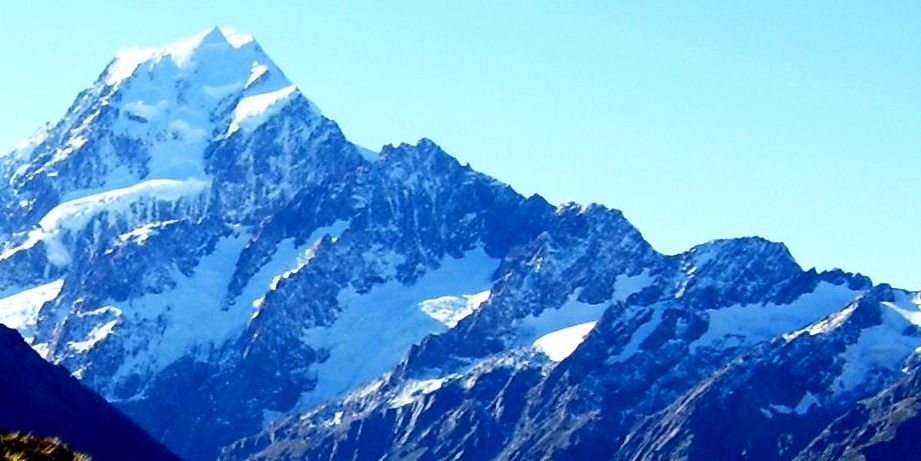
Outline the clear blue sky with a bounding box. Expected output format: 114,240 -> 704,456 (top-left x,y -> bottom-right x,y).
1,1 -> 918,290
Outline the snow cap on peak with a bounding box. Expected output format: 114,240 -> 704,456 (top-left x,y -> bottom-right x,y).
175,26 -> 255,54
104,26 -> 273,86
220,27 -> 256,47
199,26 -> 229,45
79,27 -> 322,180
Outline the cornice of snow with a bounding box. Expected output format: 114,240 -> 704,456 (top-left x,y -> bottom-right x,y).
105,27 -> 259,85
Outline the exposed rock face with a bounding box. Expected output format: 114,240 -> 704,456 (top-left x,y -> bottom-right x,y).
2,28 -> 918,461
795,346 -> 921,461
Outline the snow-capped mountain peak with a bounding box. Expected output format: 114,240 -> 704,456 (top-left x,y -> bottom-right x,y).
3,27 -> 913,461
2,28 -> 342,239
101,26 -> 311,155
106,26 -> 271,85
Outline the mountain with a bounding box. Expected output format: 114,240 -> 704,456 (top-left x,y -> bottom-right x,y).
795,305 -> 921,461
1,28 -> 918,461
222,251 -> 920,461
0,324 -> 179,461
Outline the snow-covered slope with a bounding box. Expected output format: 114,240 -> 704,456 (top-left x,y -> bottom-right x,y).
1,27 -> 552,461
223,239 -> 883,461
2,27 -> 915,461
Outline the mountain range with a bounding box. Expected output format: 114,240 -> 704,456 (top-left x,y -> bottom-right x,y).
0,27 -> 918,460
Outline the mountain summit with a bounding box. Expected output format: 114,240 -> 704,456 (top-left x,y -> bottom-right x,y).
1,29 -> 918,461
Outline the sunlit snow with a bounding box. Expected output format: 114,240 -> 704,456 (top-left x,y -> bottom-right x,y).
297,248 -> 498,408
532,321 -> 597,361
68,318 -> 119,353
240,221 -> 350,312
39,179 -> 209,233
387,376 -> 456,408
762,391 -> 820,417
830,291 -> 921,394
104,27 -> 257,85
611,270 -> 654,302
85,26 -> 316,191
516,291 -> 608,348
418,290 -> 490,328
109,233 -> 253,383
690,282 -> 861,352
31,179 -> 209,266
227,85 -> 298,135
0,280 -> 64,339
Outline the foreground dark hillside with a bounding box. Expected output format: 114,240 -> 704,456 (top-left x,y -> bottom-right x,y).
0,433 -> 90,461
0,325 -> 178,461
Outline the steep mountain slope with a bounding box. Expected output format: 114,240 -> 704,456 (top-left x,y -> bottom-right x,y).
0,27 -> 552,460
617,285 -> 920,460
3,28 -> 918,461
224,241 -> 898,461
0,324 -> 178,461
795,306 -> 921,461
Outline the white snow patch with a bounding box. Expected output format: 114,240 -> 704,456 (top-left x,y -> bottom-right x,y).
116,221 -> 176,246
68,319 -> 118,353
39,179 -> 209,233
106,47 -> 158,85
611,270 -> 654,302
221,27 -> 255,48
533,321 -> 597,361
784,303 -> 858,340
515,291 -> 608,347
388,377 -> 455,408
418,290 -> 490,328
0,232 -> 43,263
883,296 -> 921,327
831,293 -> 921,394
767,392 -> 819,416
169,119 -> 208,143
227,85 -> 298,135
50,136 -> 88,162
110,233 -> 252,380
202,82 -> 243,99
297,248 -> 497,408
795,392 -> 819,414
767,404 -> 793,415
0,280 -> 64,338
690,282 -> 861,352
30,179 -> 208,266
239,221 -> 350,311
246,64 -> 269,88
346,379 -> 386,403
122,100 -> 169,120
